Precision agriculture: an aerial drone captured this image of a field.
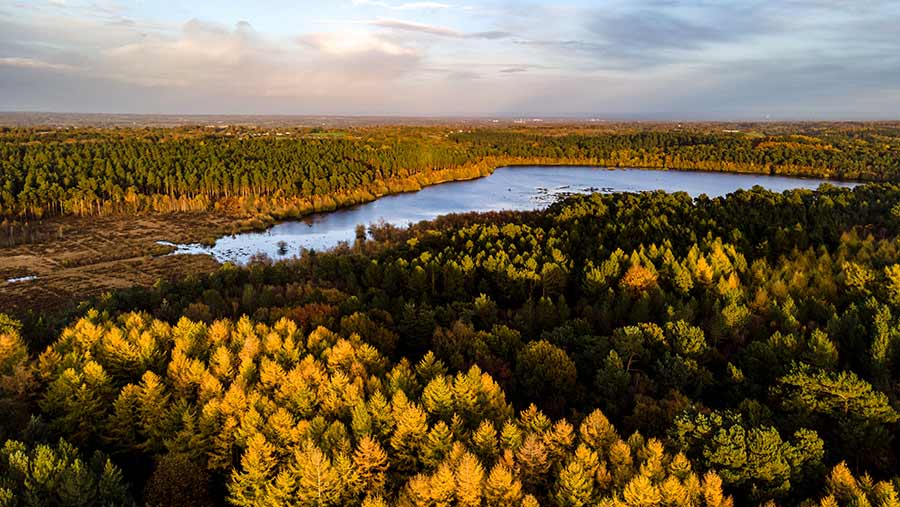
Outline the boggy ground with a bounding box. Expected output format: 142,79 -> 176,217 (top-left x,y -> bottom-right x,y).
0,213 -> 233,315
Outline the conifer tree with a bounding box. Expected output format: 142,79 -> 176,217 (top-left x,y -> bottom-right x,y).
292,443 -> 342,507
484,463 -> 523,506
455,452 -> 485,507
422,376 -> 455,421
622,475 -> 662,507
472,420 -> 498,462
390,397 -> 428,473
229,433 -> 276,507
353,436 -> 389,493
554,457 -> 595,507
516,433 -> 550,490
423,421 -> 454,469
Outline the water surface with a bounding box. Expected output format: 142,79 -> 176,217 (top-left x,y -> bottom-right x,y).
166,166 -> 856,264
6,275 -> 37,284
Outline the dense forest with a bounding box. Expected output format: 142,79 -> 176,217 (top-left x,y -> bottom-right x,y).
1,124 -> 899,219
5,174 -> 900,505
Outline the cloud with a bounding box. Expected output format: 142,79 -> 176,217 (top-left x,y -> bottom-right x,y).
301,30 -> 416,56
396,2 -> 453,9
588,5 -> 777,52
0,14 -> 424,102
498,64 -> 554,74
370,19 -> 461,37
369,19 -> 509,39
352,0 -> 454,10
509,1 -> 784,70
0,0 -> 898,118
0,57 -> 76,71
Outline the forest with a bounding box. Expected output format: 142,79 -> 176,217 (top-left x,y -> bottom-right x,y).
2,124 -> 900,506
2,124 -> 900,220
4,173 -> 900,504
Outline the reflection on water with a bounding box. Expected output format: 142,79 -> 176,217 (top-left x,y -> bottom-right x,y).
6,275 -> 38,284
164,166 -> 856,264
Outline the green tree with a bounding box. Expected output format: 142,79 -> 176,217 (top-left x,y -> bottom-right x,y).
516,340 -> 577,414
773,366 -> 899,470
0,439 -> 133,507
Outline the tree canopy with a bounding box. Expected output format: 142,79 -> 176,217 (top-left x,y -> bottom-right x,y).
3,125 -> 900,506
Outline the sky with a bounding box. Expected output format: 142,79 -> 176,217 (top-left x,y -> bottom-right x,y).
0,0 -> 898,119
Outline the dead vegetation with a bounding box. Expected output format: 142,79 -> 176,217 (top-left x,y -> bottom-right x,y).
0,213 -> 229,315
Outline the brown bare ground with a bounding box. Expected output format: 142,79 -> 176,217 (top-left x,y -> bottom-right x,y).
0,213 -> 232,315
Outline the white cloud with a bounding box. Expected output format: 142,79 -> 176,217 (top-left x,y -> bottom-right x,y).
0,57 -> 75,71
396,2 -> 453,9
0,0 -> 898,117
352,0 -> 454,10
301,30 -> 416,56
370,19 -> 463,37
368,18 -> 509,39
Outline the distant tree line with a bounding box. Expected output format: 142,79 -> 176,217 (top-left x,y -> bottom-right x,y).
1,126 -> 898,219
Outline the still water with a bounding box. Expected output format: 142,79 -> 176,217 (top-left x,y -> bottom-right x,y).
164,166 -> 856,264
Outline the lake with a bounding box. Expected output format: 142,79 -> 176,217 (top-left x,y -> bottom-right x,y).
164,166 -> 857,264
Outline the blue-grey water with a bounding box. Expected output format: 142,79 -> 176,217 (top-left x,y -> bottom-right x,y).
164,166 -> 856,264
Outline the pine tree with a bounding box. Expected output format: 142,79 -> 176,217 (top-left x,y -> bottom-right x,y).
103,384 -> 142,452
333,452 -> 362,505
40,361 -> 114,446
415,351 -> 448,382
390,399 -> 428,473
0,439 -> 133,507
422,376 -> 455,421
501,421 -> 524,452
544,419 -> 575,464
353,436 -> 389,492
484,463 -> 523,506
622,475 -> 661,507
824,462 -> 861,503
472,420 -> 498,462
608,439 -> 634,488
228,433 -> 276,507
404,473 -> 433,507
516,434 -> 550,490
774,366 -> 899,469
455,452 -> 485,507
430,462 -> 457,507
359,391 -> 389,439
0,323 -> 32,399
351,401 -> 373,438
361,495 -> 389,507
579,409 -> 618,453
137,370 -> 172,452
658,475 -> 690,507
554,458 -> 594,507
667,452 -> 692,481
701,472 -> 732,507
387,359 -> 419,398
292,443 -> 342,507
423,421 -> 454,469
519,405 -> 552,435
54,455 -> 99,506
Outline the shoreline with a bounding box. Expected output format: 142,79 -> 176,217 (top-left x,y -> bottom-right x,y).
164,164 -> 861,265
0,161 -> 867,318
